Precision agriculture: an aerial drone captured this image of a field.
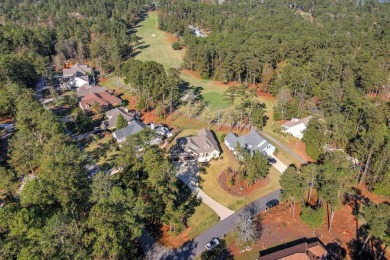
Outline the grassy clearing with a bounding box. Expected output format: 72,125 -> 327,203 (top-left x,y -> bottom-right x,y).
179,73 -> 232,110
135,12 -> 185,70
187,203 -> 219,240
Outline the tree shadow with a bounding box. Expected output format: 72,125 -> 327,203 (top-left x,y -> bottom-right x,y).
130,50 -> 142,58
347,226 -> 387,260
160,239 -> 198,260
137,44 -> 150,50
326,242 -> 347,259
199,239 -> 234,260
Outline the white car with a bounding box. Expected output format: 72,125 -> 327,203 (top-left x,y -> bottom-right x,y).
205,238 -> 220,250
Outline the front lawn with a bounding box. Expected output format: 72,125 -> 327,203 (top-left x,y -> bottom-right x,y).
200,142 -> 281,211
187,203 -> 219,240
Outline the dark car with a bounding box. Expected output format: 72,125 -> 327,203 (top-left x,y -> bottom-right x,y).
266,199 -> 279,209
267,157 -> 277,164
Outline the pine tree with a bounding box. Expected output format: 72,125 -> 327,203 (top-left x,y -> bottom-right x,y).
116,114 -> 128,130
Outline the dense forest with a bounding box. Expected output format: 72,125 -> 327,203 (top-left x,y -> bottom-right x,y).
0,1 -> 199,258
158,0 -> 390,196
0,0 -> 149,79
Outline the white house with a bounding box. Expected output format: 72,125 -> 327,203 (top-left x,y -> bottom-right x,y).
62,63 -> 93,89
224,129 -> 276,157
183,128 -> 221,162
281,116 -> 313,139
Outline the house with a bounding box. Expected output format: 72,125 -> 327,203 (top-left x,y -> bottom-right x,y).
77,85 -> 108,98
79,92 -> 121,112
259,237 -> 328,260
112,120 -> 146,144
112,120 -> 164,145
62,63 -> 93,89
224,129 -> 275,156
101,107 -> 135,129
281,116 -> 313,139
150,123 -> 172,138
183,128 -> 221,162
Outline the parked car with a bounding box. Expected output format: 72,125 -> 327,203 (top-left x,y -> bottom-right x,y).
267,157 -> 277,164
205,238 -> 220,250
266,199 -> 279,209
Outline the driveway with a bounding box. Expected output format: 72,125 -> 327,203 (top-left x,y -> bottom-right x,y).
142,189 -> 281,259
271,156 -> 288,173
260,131 -> 307,164
175,160 -> 235,220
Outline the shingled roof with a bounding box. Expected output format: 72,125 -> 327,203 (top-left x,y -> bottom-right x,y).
102,107 -> 134,129
184,128 -> 220,155
113,120 -> 146,142
63,63 -> 92,77
77,85 -> 108,98
80,92 -> 121,110
225,129 -> 271,153
282,116 -> 313,128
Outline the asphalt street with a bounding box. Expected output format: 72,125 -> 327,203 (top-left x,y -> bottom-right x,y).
142,189 -> 281,259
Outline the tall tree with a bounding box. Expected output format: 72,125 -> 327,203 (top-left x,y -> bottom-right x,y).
279,166 -> 304,218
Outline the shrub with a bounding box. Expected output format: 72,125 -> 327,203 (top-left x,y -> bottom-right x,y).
220,133 -> 226,142
300,206 -> 326,228
172,42 -> 181,50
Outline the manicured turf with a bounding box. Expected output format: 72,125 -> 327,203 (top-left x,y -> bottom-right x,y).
135,12 -> 185,70
187,203 -> 219,240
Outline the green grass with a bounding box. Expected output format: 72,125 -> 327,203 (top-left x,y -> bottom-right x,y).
135,12 -> 185,70
187,203 -> 219,240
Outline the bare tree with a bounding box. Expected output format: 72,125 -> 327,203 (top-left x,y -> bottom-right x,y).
203,104 -> 213,129
235,206 -> 262,247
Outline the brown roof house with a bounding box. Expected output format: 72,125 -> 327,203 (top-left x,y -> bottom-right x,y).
259,237 -> 328,260
79,92 -> 121,112
62,63 -> 93,89
281,116 -> 313,139
77,85 -> 108,98
101,107 -> 135,129
183,128 -> 221,162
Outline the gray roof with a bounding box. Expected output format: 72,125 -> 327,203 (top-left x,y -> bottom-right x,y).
63,63 -> 92,77
102,107 -> 134,129
225,129 -> 272,153
77,85 -> 107,98
113,120 -> 146,141
184,128 -> 220,154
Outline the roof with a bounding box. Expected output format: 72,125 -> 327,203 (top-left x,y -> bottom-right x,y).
63,63 -> 92,77
77,85 -> 107,98
103,108 -> 134,129
80,92 -> 121,110
184,128 -> 220,154
259,237 -> 327,260
282,116 -> 313,128
307,245 -> 327,257
225,129 -> 272,153
113,120 -> 146,141
280,253 -> 310,260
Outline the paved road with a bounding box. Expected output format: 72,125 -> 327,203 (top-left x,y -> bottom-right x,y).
175,161 -> 235,220
260,131 -> 307,164
142,189 -> 281,259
